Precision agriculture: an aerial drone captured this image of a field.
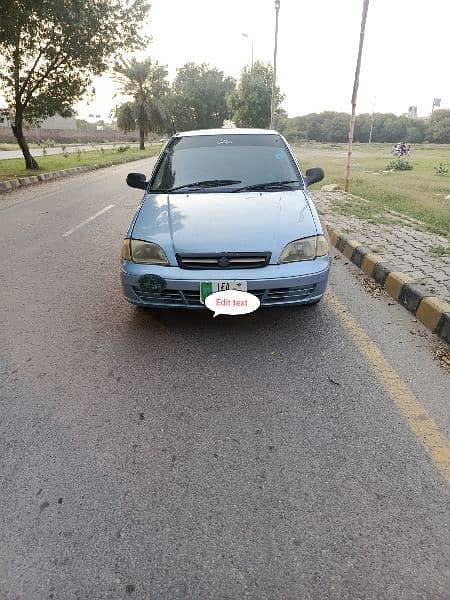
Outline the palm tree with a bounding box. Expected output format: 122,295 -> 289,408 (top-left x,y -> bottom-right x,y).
114,58 -> 169,150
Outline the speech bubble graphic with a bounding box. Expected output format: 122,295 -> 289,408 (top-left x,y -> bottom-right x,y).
205,290 -> 260,317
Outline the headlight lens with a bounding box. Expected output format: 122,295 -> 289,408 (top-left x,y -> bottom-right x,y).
315,234 -> 329,257
121,239 -> 131,260
279,235 -> 329,263
121,238 -> 169,265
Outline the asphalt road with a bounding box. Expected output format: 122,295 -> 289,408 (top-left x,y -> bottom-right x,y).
0,159 -> 449,600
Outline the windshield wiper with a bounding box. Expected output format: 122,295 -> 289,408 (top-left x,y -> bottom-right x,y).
232,180 -> 302,192
164,179 -> 242,192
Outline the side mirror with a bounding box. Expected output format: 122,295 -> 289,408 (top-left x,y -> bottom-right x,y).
126,172 -> 148,190
304,167 -> 324,187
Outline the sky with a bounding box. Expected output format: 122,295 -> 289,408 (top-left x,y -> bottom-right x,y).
35,0 -> 450,121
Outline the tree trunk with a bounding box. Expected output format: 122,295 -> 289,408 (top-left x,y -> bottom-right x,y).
12,118 -> 39,170
139,127 -> 145,150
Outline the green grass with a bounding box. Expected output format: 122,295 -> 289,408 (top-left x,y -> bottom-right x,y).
429,244 -> 450,256
0,146 -> 162,181
294,142 -> 450,238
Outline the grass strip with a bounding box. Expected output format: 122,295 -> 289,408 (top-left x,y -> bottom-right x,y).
0,146 -> 162,181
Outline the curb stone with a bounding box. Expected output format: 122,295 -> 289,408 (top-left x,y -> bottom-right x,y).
351,246 -> 371,268
0,156 -> 150,195
399,283 -> 428,313
373,262 -> 392,287
324,221 -> 450,345
384,272 -> 415,301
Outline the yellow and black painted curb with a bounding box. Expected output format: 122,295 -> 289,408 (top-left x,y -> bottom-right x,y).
324,222 -> 450,345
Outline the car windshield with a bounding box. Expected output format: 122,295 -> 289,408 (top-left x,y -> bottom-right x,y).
150,133 -> 303,193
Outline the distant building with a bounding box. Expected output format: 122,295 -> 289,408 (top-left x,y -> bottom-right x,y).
407,106 -> 418,119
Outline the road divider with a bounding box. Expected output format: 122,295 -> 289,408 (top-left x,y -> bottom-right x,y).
0,167 -> 89,193
325,222 -> 450,345
0,149 -> 161,195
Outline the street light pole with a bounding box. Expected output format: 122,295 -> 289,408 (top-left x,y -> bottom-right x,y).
241,33 -> 254,69
270,0 -> 280,130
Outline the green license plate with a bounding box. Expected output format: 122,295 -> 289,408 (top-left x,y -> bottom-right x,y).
200,280 -> 247,304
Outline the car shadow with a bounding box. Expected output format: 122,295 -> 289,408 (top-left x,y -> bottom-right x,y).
126,301 -> 335,375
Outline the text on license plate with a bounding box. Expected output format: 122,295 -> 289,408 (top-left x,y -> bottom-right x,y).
200,280 -> 247,303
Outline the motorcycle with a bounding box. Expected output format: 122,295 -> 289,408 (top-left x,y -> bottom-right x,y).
391,145 -> 410,157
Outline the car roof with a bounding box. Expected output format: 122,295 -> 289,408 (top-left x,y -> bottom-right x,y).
174,128 -> 279,137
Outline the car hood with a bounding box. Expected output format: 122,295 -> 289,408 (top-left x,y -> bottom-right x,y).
131,191 -> 318,262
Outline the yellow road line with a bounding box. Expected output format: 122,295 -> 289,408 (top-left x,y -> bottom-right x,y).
326,289 -> 450,485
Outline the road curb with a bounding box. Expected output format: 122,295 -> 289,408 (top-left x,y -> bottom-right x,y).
0,167 -> 87,192
0,155 -> 154,194
324,221 -> 450,345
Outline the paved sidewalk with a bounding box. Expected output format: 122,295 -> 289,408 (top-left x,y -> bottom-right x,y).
311,191 -> 450,301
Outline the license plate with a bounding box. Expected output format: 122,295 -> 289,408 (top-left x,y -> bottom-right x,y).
200,280 -> 247,304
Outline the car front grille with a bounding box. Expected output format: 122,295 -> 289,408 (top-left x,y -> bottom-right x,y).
176,253 -> 271,269
132,285 -> 316,308
262,285 -> 317,305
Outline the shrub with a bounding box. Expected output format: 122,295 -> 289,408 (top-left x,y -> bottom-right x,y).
433,163 -> 448,176
386,158 -> 413,171
117,145 -> 130,153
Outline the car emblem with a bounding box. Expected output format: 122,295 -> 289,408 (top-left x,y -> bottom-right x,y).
218,256 -> 229,267
217,138 -> 232,145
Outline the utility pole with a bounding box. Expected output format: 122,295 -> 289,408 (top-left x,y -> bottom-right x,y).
368,97 -> 376,143
270,0 -> 280,130
344,0 -> 370,192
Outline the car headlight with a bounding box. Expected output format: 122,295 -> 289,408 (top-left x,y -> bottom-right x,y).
121,238 -> 169,265
279,235 -> 329,263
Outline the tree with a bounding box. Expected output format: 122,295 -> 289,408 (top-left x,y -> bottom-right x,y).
166,63 -> 235,133
0,0 -> 149,169
114,58 -> 169,149
405,119 -> 426,143
279,111 -> 432,144
228,61 -> 284,129
428,109 -> 450,143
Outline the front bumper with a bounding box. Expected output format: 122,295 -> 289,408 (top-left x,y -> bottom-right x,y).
120,257 -> 331,309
